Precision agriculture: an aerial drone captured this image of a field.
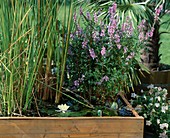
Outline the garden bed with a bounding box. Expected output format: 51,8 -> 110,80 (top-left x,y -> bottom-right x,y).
0,116 -> 144,138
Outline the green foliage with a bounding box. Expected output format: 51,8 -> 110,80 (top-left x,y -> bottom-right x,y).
66,4 -> 144,105
0,0 -> 43,115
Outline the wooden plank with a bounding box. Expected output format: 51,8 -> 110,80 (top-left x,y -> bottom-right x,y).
0,133 -> 143,138
0,117 -> 144,138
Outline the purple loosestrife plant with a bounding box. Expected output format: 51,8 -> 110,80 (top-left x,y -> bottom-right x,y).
67,3 -> 151,104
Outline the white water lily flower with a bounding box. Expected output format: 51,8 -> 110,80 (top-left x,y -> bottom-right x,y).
57,104 -> 70,113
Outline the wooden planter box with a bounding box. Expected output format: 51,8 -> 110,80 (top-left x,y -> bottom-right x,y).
137,69 -> 170,97
0,116 -> 144,138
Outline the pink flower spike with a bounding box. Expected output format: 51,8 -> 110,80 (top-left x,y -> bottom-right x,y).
101,46 -> 106,56
82,40 -> 88,48
102,76 -> 109,82
124,47 -> 128,53
100,29 -> 105,37
94,13 -> 98,23
89,48 -> 96,60
117,44 -> 121,49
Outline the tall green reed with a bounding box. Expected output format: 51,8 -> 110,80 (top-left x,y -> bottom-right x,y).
0,0 -> 41,115
35,0 -> 74,103
0,0 -> 74,116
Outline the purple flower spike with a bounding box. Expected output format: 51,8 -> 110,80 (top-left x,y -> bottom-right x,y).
73,12 -> 77,23
124,47 -> 128,54
138,32 -> 144,42
80,7 -> 83,15
102,76 -> 109,82
148,27 -> 154,38
114,33 -> 120,43
109,3 -> 117,15
94,13 -> 98,23
100,29 -> 105,37
117,44 -> 121,49
89,48 -> 96,60
82,40 -> 88,48
101,46 -> 106,56
87,12 -> 91,20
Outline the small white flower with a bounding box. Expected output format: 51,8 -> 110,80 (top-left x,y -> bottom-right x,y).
157,119 -> 160,124
151,109 -> 156,113
146,120 -> 152,126
131,93 -> 137,98
160,123 -> 169,130
147,84 -> 154,89
149,90 -> 153,95
162,97 -> 166,101
163,88 -> 167,93
149,103 -> 153,106
159,131 -> 168,138
57,104 -> 70,113
155,96 -> 161,101
141,90 -> 144,93
150,97 -> 153,101
155,92 -> 160,96
135,105 -> 142,112
159,132 -> 168,138
158,87 -> 162,91
161,106 -> 168,113
143,95 -> 147,100
111,102 -> 118,110
144,104 -> 147,107
155,103 -> 160,108
143,113 -> 147,118
163,89 -> 168,97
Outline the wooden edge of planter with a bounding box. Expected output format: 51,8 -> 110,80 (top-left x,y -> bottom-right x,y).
0,116 -> 144,120
0,93 -> 144,138
0,116 -> 144,138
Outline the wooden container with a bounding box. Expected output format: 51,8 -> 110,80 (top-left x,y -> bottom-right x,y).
0,116 -> 144,138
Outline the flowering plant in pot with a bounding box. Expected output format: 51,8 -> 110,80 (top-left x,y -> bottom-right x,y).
66,3 -> 152,108
131,84 -> 170,137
